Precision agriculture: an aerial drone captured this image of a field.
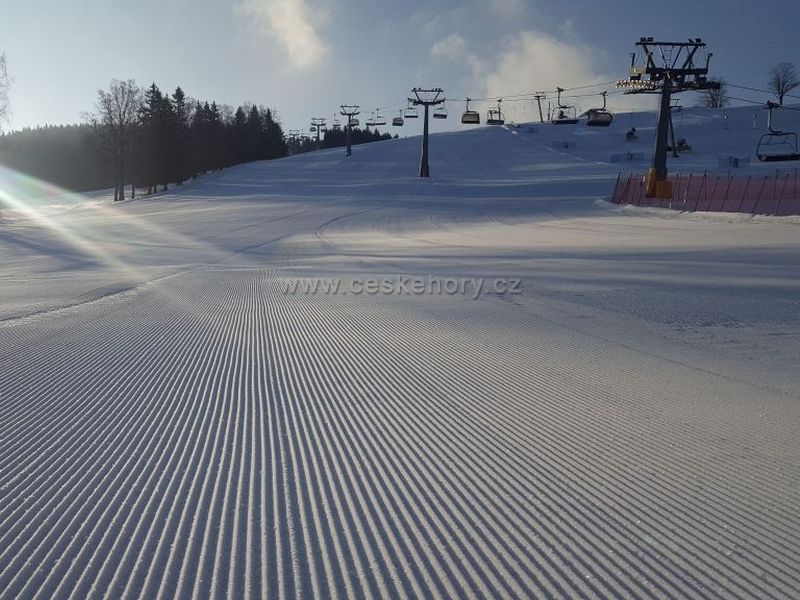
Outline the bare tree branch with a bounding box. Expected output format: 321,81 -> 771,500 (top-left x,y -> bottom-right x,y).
84,79 -> 142,201
696,78 -> 729,109
768,62 -> 800,106
0,53 -> 11,130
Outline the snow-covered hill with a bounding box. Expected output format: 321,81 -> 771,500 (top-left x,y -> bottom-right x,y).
1,112 -> 800,599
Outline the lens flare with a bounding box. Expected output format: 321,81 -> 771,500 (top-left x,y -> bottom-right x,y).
0,165 -> 228,313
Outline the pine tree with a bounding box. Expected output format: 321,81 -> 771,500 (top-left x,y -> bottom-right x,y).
231,106 -> 248,165
246,104 -> 263,161
138,83 -> 164,194
209,102 -> 224,171
171,87 -> 191,185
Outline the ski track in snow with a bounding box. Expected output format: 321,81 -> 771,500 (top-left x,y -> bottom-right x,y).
2,108 -> 800,599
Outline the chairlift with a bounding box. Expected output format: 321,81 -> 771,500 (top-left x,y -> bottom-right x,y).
392,110 -> 404,127
349,117 -> 360,128
551,87 -> 579,125
584,91 -> 614,127
461,98 -> 480,125
372,109 -> 387,126
404,104 -> 419,119
487,99 -> 505,126
756,102 -> 800,162
331,115 -> 342,131
433,105 -> 448,119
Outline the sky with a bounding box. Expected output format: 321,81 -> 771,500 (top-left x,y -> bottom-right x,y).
1,0 -> 799,134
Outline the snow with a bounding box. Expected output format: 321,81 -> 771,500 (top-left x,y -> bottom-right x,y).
1,105 -> 800,598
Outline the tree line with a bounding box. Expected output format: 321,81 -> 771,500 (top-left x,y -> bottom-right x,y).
0,67 -> 399,201
288,126 -> 396,155
0,124 -> 115,193
85,79 -> 288,201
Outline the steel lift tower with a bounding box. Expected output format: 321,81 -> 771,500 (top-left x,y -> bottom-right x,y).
339,105 -> 360,157
617,37 -> 719,199
409,88 -> 446,177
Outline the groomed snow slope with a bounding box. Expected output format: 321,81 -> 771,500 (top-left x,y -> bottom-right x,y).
1,111 -> 800,599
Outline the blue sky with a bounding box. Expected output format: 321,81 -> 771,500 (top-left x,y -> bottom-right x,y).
1,0 -> 798,133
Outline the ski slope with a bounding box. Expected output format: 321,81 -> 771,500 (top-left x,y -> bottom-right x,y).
1,107 -> 800,599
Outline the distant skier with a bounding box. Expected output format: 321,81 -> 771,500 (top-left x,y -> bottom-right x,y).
626,127 -> 638,141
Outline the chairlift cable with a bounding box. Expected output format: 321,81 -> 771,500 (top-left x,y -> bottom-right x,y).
727,83 -> 800,101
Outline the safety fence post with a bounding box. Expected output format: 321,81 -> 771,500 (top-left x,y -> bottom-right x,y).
738,176 -> 752,213
694,171 -> 706,212
753,176 -> 768,216
681,173 -> 690,211
706,174 -> 720,212
774,172 -> 790,216
722,173 -> 734,212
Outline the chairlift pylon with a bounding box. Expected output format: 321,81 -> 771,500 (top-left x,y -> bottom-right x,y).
461,98 -> 480,125
756,102 -> 800,162
551,87 -> 579,125
584,91 -> 614,127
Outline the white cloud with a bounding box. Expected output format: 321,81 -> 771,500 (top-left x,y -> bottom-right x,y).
431,34 -> 467,61
484,31 -> 604,97
430,27 -> 653,119
238,0 -> 329,70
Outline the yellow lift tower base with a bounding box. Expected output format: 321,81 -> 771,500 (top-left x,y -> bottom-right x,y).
645,168 -> 673,199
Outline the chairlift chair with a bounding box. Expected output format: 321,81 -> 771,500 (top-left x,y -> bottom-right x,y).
433,106 -> 448,119
584,92 -> 614,127
486,109 -> 504,126
349,117 -> 360,128
461,98 -> 480,125
331,115 -> 342,131
486,99 -> 505,126
392,111 -> 404,127
404,104 -> 419,119
372,109 -> 387,126
757,103 -> 800,162
551,87 -> 579,125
